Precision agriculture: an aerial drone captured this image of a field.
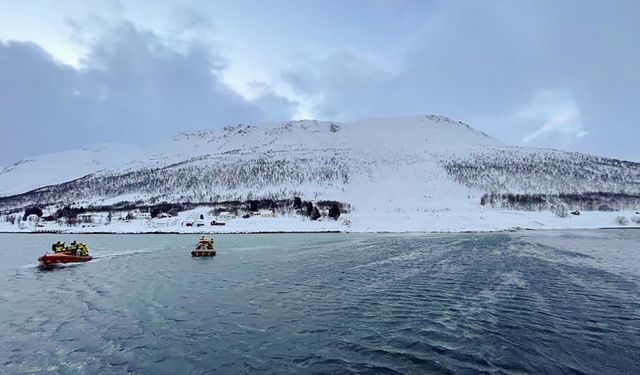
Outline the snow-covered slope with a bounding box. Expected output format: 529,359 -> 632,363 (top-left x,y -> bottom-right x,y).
1,115 -> 639,232
0,143 -> 142,197
0,115 -> 501,205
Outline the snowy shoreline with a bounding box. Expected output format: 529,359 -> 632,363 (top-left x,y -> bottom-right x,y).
1,227 -> 638,235
0,212 -> 640,235
3,116 -> 639,238
3,206 -> 639,235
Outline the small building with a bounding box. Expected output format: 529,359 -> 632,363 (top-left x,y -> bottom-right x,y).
134,212 -> 152,220
156,212 -> 172,218
77,212 -> 108,225
217,212 -> 236,220
26,214 -> 40,222
182,220 -> 205,227
259,209 -> 277,218
77,213 -> 96,224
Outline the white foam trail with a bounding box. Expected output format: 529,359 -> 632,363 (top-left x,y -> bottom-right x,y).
91,247 -> 160,261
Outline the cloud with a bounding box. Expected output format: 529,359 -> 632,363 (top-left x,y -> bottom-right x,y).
245,80 -> 299,122
282,51 -> 394,120
173,7 -> 215,33
282,0 -> 640,161
519,90 -> 587,146
2,1 -> 639,165
0,21 -> 297,166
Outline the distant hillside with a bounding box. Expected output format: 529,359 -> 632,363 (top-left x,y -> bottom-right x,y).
0,143 -> 141,197
1,115 -> 639,231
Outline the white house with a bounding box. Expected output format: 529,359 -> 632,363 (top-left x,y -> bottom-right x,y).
77,213 -> 101,224
217,212 -> 236,220
259,209 -> 277,218
26,214 -> 40,222
192,220 -> 206,227
134,212 -> 152,220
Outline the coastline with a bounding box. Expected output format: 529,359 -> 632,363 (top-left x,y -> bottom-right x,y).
2,209 -> 639,235
1,227 -> 638,235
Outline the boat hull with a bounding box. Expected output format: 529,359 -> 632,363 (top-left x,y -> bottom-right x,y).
191,250 -> 216,257
38,253 -> 92,266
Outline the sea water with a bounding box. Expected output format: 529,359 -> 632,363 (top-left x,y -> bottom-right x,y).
0,231 -> 638,374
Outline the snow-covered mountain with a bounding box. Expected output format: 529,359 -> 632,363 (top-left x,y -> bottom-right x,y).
0,143 -> 142,197
1,115 -> 639,232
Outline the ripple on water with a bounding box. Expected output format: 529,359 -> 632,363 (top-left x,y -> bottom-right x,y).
0,232 -> 639,374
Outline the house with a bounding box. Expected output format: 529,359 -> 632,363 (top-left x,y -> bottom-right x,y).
259,209 -> 277,218
134,212 -> 152,220
217,212 -> 236,220
77,213 -> 98,224
156,212 -> 172,218
26,214 -> 40,222
77,212 -> 111,225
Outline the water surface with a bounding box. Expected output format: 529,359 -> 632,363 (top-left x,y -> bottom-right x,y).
0,231 -> 639,374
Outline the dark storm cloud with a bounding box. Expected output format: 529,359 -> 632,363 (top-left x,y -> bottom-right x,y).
0,22 -> 296,166
283,0 -> 640,161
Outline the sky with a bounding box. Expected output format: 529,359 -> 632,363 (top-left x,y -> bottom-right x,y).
0,0 -> 638,166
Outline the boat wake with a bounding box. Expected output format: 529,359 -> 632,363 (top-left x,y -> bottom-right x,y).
90,247 -> 162,262
19,246 -> 163,270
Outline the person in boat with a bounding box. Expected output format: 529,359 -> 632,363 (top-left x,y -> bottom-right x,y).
197,236 -> 214,250
68,241 -> 78,255
197,236 -> 206,250
51,241 -> 64,253
78,243 -> 89,256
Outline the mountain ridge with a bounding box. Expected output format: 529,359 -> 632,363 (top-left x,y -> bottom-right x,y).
1,114 -> 639,232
